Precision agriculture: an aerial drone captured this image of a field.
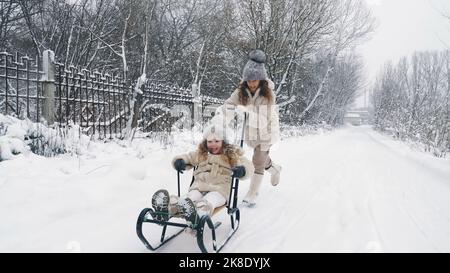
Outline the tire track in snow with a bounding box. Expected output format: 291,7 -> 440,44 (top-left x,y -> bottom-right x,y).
360,128 -> 450,251
397,196 -> 441,252
366,194 -> 386,252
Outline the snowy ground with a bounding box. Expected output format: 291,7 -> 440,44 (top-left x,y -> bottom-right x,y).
1,125 -> 450,253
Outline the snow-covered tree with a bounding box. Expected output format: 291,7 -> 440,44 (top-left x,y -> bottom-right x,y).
372,51 -> 450,157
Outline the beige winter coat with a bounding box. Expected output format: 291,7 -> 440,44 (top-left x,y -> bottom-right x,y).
172,146 -> 254,200
221,79 -> 280,151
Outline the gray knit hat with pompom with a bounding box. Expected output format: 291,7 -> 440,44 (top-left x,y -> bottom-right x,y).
242,49 -> 268,81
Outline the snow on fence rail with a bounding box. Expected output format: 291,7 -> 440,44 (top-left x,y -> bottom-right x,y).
0,50 -> 224,140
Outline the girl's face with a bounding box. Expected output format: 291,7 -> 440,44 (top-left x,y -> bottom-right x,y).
247,80 -> 260,92
207,139 -> 223,155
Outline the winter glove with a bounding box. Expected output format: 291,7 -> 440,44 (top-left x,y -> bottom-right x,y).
174,159 -> 186,173
232,165 -> 246,178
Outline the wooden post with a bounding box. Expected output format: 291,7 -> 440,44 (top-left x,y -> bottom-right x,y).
191,83 -> 203,128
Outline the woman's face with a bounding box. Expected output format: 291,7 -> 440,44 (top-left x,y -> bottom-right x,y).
207,139 -> 223,155
247,80 -> 260,92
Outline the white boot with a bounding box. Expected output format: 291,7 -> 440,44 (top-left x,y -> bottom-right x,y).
243,174 -> 264,207
266,162 -> 282,186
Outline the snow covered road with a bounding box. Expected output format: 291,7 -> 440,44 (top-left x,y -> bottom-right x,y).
1,125 -> 450,252
229,125 -> 450,253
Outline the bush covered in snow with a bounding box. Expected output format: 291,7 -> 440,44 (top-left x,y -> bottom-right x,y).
280,122 -> 333,139
0,114 -> 91,161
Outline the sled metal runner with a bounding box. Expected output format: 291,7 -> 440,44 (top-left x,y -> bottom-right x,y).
136,175 -> 241,253
136,112 -> 247,253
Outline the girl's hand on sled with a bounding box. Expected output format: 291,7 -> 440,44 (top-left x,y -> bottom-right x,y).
174,159 -> 186,173
232,165 -> 246,178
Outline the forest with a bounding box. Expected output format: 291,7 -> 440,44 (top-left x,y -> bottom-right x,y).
0,0 -> 375,126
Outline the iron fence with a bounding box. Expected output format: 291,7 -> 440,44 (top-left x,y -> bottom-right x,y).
0,51 -> 43,122
1,50 -> 224,140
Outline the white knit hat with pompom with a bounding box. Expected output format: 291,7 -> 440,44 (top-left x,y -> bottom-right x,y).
202,115 -> 233,143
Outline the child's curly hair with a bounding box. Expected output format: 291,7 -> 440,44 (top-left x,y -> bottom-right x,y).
197,140 -> 242,167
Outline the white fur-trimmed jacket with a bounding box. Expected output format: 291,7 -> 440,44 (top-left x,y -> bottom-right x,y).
172,145 -> 254,200
217,79 -> 280,151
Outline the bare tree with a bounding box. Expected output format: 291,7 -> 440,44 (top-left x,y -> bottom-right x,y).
372,50 -> 450,157
299,0 -> 375,120
127,0 -> 159,139
0,1 -> 23,50
237,0 -> 338,97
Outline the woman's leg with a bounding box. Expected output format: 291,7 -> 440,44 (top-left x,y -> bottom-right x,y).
252,145 -> 271,174
260,145 -> 282,186
243,145 -> 268,206
244,145 -> 281,205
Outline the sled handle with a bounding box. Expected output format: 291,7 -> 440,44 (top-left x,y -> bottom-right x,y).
228,112 -> 247,209
239,113 -> 247,148
177,171 -> 181,197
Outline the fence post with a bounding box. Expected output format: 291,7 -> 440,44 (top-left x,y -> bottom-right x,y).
191,83 -> 202,128
41,50 -> 56,125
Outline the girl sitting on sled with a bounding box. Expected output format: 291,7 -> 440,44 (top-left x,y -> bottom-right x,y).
151,122 -> 254,227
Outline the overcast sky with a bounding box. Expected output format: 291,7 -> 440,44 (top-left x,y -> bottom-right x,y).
356,0 -> 450,107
